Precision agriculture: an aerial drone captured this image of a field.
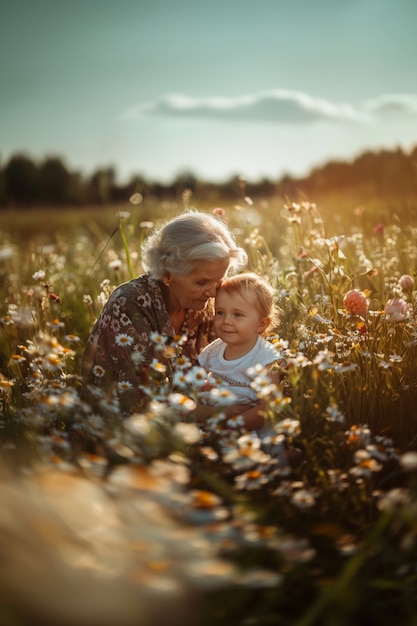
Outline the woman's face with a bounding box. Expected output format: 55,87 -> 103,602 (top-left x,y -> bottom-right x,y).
165,258 -> 230,311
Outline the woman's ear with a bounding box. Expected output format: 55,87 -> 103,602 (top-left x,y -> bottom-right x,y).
162,271 -> 171,286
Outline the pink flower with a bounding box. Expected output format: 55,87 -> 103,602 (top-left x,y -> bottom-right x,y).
343,289 -> 369,317
373,222 -> 385,236
384,297 -> 407,322
398,274 -> 415,292
212,207 -> 225,217
303,265 -> 319,280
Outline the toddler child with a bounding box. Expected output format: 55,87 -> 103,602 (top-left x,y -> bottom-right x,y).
198,272 -> 286,433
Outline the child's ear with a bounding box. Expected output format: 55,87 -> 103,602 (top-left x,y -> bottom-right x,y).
257,317 -> 270,334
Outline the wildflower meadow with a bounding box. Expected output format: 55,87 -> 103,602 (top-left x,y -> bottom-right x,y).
1,193 -> 417,626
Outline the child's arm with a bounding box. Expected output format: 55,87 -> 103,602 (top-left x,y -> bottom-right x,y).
194,361 -> 287,430
239,360 -> 287,430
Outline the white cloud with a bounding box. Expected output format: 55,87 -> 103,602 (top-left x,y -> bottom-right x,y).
120,89 -> 370,125
119,89 -> 417,131
363,93 -> 417,115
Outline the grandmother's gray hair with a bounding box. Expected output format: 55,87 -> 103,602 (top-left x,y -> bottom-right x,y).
141,210 -> 247,279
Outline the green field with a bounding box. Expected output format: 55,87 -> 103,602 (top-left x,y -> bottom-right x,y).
1,196 -> 417,626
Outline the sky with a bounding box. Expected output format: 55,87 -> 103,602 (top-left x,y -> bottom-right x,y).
1,0 -> 417,184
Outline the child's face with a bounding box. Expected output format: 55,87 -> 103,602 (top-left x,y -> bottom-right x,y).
213,289 -> 267,350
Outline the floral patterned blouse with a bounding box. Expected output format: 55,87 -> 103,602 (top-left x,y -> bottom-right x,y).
81,274 -> 215,413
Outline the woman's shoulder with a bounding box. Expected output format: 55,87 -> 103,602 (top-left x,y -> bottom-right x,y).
111,273 -> 152,293
109,274 -> 162,304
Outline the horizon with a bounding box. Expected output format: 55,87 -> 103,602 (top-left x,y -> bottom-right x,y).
3,140 -> 417,188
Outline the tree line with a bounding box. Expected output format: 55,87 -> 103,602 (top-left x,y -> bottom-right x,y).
1,144 -> 416,209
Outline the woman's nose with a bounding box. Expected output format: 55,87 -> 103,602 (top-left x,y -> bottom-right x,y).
205,284 -> 218,298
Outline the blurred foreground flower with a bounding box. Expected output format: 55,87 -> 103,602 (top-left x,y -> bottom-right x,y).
0,463 -> 244,626
400,451 -> 417,471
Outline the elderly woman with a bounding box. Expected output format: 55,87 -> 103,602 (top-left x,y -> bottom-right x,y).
82,210 -> 248,414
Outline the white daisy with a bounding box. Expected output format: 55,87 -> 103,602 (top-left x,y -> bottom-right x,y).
208,387 -> 237,406
92,365 -> 106,378
173,370 -> 188,389
185,366 -> 208,388
117,380 -> 133,391
150,359 -> 167,373
115,333 -> 134,347
169,393 -> 196,412
32,270 -> 46,281
150,331 -> 167,346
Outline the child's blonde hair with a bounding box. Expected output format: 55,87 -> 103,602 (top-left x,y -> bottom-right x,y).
216,272 -> 278,335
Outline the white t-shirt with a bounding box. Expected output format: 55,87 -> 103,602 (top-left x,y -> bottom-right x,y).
198,335 -> 282,404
